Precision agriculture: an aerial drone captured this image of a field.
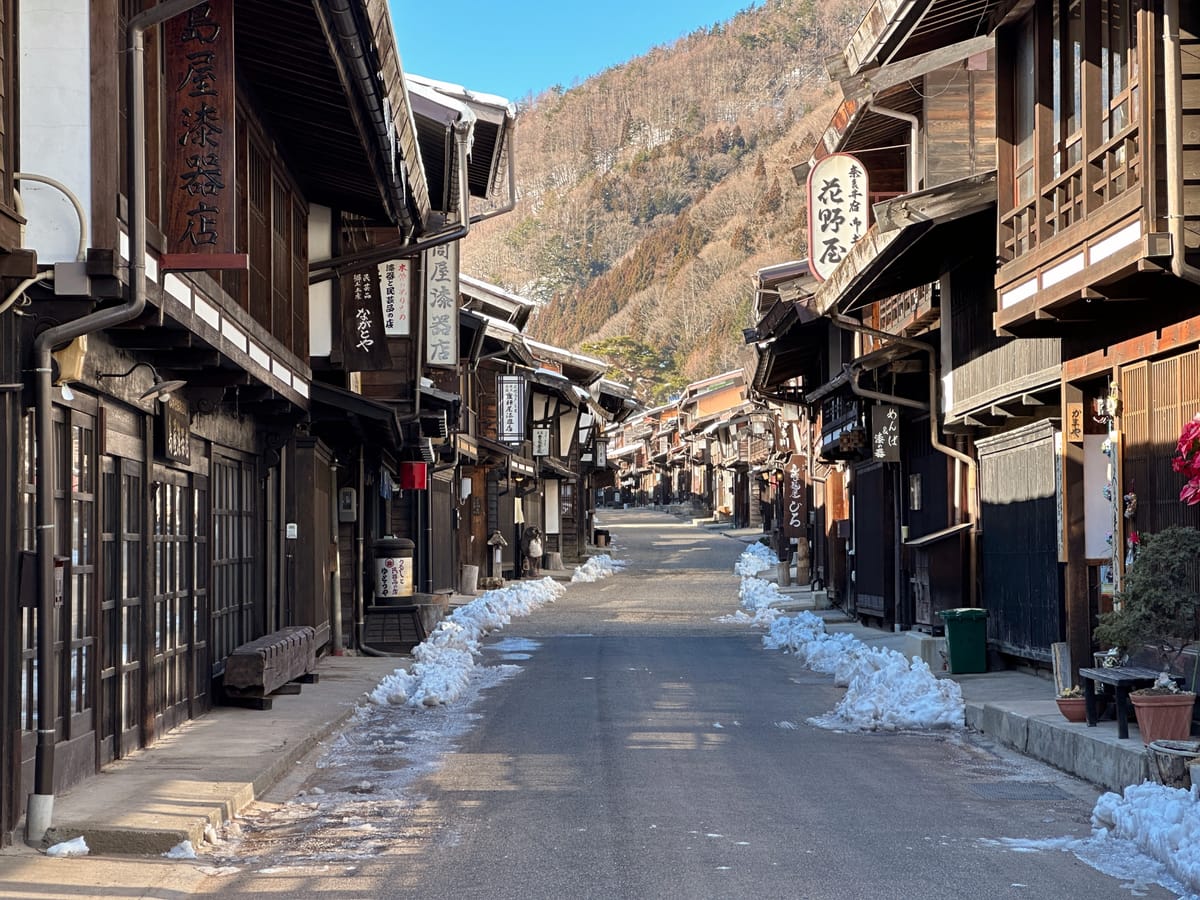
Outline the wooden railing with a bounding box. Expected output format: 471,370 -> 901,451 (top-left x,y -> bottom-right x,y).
999,122 -> 1140,266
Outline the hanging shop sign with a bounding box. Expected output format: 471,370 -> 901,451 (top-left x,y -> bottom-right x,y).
341,267 -> 392,370
424,242 -> 459,368
807,152 -> 868,282
870,404 -> 900,462
782,454 -> 807,539
158,393 -> 191,465
497,374 -> 527,443
162,0 -> 247,271
378,259 -> 411,336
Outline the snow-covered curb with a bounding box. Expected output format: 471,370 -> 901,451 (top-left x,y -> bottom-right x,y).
1093,782 -> 1200,894
370,553 -> 625,708
571,553 -> 627,582
727,546 -> 964,732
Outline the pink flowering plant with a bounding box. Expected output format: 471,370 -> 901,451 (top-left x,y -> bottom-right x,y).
1173,414 -> 1200,504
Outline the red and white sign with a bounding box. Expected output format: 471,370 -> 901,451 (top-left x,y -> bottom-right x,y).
807,153 -> 869,282
375,555 -> 413,599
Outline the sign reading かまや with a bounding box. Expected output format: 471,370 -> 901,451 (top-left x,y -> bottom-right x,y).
807,153 -> 869,281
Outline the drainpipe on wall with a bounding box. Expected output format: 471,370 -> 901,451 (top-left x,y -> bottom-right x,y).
26,0 -> 210,846
1164,0 -> 1200,285
308,119 -> 474,284
871,105 -> 920,192
830,314 -> 979,609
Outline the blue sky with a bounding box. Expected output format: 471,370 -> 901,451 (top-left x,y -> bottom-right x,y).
390,0 -> 757,103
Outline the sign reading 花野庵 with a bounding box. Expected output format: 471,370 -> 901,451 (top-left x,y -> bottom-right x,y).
164,0 -> 244,269
807,153 -> 869,282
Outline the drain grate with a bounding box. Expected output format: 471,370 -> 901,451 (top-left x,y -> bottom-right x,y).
967,781 -> 1072,801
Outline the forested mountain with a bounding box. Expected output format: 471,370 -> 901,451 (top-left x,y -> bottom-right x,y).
463,0 -> 865,402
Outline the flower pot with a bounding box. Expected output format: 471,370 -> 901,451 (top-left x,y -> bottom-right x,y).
1056,697 -> 1088,722
1129,691 -> 1197,745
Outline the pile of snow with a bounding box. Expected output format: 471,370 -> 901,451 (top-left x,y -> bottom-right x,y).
45,836 -> 89,857
716,576 -> 783,625
733,547 -> 964,732
163,840 -> 197,859
571,553 -> 627,583
1093,782 -> 1200,894
733,542 -> 778,576
369,578 -> 564,708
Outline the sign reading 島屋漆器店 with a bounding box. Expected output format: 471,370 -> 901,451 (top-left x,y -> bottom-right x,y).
164,0 -> 246,270
807,153 -> 869,282
425,243 -> 459,368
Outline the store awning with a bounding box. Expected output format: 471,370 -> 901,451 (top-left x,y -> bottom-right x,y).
309,382 -> 403,451
814,172 -> 997,316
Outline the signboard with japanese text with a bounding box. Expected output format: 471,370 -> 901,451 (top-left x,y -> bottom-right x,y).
1066,402 -> 1084,444
158,394 -> 191,465
532,426 -> 551,457
378,259 -> 411,336
340,268 -> 392,370
782,454 -> 807,539
163,0 -> 243,269
807,152 -> 869,281
870,404 -> 901,462
497,374 -> 526,443
424,242 -> 459,368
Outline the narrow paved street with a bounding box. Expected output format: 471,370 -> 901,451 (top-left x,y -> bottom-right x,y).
204,509 -> 1170,899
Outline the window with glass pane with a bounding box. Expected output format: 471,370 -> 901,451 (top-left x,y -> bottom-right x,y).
1053,0 -> 1084,176
1014,16 -> 1036,203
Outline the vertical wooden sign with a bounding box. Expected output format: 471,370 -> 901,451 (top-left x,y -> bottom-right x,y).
341,268 -> 393,371
163,0 -> 244,270
870,404 -> 901,462
782,454 -> 807,539
424,242 -> 459,368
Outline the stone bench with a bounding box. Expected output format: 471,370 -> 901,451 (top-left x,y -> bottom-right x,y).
222,625 -> 318,708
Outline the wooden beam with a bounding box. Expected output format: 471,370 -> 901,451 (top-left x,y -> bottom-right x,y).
873,172 -> 997,232
840,35 -> 996,101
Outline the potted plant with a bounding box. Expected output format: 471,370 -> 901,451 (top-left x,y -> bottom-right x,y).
1093,525 -> 1200,745
1056,685 -> 1088,722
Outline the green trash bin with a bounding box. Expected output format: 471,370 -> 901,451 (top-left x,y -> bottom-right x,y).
938,608 -> 987,674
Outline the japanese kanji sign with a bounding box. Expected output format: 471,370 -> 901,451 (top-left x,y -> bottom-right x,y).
164,0 -> 241,267
782,454 -> 807,539
497,374 -> 526,443
340,267 -> 392,371
870,404 -> 901,462
378,259 -> 411,336
807,152 -> 869,282
424,242 -> 459,368
158,394 -> 191,465
1066,402 -> 1084,445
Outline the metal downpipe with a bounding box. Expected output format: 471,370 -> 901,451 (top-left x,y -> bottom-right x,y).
1164,0 -> 1200,285
830,314 -> 979,608
26,0 -> 209,845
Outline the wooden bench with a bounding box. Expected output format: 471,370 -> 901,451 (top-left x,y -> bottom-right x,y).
223,625 -> 318,709
1079,665 -> 1185,739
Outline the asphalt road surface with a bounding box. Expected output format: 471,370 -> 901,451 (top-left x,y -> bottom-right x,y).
205,508 -> 1173,900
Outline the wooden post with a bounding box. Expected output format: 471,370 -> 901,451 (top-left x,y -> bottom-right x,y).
1062,382 -> 1091,692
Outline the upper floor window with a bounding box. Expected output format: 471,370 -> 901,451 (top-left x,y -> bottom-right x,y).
1001,0 -> 1142,264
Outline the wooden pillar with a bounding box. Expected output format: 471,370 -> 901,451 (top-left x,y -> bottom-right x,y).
1062,381 -> 1090,686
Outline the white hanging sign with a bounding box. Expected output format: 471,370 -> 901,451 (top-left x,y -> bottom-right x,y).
807,152 -> 869,281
